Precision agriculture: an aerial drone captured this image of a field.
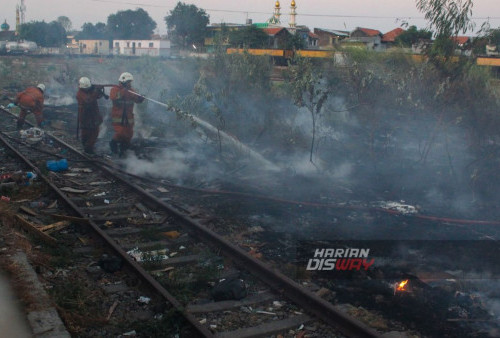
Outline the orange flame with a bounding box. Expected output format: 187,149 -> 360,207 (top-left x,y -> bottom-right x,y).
397,279 -> 409,291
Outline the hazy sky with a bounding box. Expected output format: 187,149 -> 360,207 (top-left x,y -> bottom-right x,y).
2,0 -> 500,35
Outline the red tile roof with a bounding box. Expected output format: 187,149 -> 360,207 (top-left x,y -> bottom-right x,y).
451,36 -> 470,45
358,28 -> 382,37
382,28 -> 405,42
263,27 -> 285,36
308,32 -> 319,39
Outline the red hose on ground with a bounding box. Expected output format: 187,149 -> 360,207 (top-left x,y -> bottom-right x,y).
163,184 -> 500,226
100,161 -> 500,226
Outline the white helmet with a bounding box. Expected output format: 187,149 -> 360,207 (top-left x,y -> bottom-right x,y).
119,72 -> 133,83
79,77 -> 91,89
37,83 -> 45,92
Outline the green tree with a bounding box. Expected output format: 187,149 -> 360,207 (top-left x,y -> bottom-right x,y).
287,56 -> 329,163
57,16 -> 72,33
395,25 -> 432,47
165,2 -> 209,48
284,33 -> 306,50
487,28 -> 500,45
416,0 -> 474,37
76,22 -> 108,40
229,26 -> 268,48
416,0 -> 475,58
107,8 -> 157,39
18,21 -> 66,47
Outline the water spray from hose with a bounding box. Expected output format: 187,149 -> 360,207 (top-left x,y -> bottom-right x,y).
128,90 -> 280,171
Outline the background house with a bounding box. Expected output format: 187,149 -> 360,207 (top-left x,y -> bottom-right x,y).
381,28 -> 405,49
314,28 -> 349,49
263,27 -> 292,49
349,27 -> 383,51
79,39 -> 110,55
113,39 -> 171,57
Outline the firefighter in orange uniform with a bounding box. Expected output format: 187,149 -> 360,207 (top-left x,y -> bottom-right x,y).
109,72 -> 144,156
76,77 -> 108,154
15,84 -> 45,130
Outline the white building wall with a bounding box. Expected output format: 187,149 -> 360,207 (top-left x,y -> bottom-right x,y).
112,40 -> 171,57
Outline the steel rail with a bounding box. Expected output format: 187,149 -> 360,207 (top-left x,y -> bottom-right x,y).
0,128 -> 213,338
0,106 -> 380,337
41,131 -> 379,337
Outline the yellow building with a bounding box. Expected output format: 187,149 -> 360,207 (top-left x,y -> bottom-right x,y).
78,40 -> 110,55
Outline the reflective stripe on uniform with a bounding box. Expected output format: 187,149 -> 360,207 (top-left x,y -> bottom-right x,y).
112,117 -> 134,124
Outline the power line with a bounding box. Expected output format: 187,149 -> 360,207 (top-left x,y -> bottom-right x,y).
82,0 -> 500,21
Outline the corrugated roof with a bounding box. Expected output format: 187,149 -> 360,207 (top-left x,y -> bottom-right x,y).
315,28 -> 350,37
263,27 -> 285,35
451,36 -> 470,45
382,28 -> 405,42
357,28 -> 382,37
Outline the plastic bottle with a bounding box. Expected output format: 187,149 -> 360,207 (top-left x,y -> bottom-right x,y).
29,201 -> 46,208
25,172 -> 37,186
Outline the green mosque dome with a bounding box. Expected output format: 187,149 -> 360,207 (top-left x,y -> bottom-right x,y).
1,20 -> 10,31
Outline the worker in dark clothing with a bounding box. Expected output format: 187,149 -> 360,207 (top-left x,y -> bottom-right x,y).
13,84 -> 45,130
109,72 -> 144,157
76,77 -> 107,154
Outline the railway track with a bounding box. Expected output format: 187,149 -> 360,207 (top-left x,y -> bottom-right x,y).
0,106 -> 380,337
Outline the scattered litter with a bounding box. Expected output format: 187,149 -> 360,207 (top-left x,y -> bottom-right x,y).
298,324 -> 304,330
241,306 -> 253,313
138,296 -> 151,304
78,237 -> 89,244
104,199 -> 110,204
20,127 -> 44,144
94,192 -> 106,197
89,181 -> 112,186
150,266 -> 174,274
122,330 -> 136,336
1,196 -> 10,202
248,226 -> 265,233
104,221 -> 113,227
126,247 -> 169,262
47,200 -> 58,208
169,252 -> 178,257
106,301 -> 119,321
127,248 -> 143,261
70,168 -> 93,173
209,324 -> 217,329
256,310 -> 277,315
46,159 -> 68,172
157,187 -> 169,193
60,187 -> 89,194
248,247 -> 263,259
29,201 -> 47,208
179,246 -> 186,250
199,318 -> 207,324
162,230 -> 181,239
375,201 -> 418,215
273,301 -> 283,308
